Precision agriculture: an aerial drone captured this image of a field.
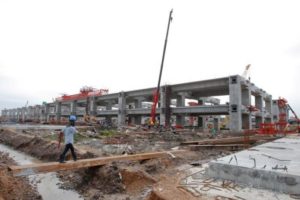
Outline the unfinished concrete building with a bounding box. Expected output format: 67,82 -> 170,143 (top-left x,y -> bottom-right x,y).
1,75 -> 286,132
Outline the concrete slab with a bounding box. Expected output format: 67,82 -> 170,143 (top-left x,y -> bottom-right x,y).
205,135 -> 300,194
178,163 -> 294,200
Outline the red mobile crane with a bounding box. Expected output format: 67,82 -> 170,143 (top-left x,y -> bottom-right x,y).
150,9 -> 173,125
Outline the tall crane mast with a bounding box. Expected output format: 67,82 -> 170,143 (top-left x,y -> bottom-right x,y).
150,9 -> 173,125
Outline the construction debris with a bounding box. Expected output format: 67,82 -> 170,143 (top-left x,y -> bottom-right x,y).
0,122 -> 299,199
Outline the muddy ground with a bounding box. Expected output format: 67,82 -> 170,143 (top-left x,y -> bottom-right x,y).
0,151 -> 41,200
0,126 -> 235,200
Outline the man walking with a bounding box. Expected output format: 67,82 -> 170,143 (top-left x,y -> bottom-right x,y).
59,115 -> 77,163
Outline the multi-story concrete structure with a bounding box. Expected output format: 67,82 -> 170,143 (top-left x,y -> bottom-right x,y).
1,75 -> 285,132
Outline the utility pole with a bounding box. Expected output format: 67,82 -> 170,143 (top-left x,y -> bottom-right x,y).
150,9 -> 173,125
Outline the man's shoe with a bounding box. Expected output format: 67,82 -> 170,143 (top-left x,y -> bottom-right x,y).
59,160 -> 65,163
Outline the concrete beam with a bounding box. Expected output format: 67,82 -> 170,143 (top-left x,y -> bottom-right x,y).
172,105 -> 229,115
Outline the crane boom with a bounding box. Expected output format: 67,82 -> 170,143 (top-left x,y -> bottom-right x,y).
287,104 -> 300,133
287,104 -> 299,121
150,9 -> 173,125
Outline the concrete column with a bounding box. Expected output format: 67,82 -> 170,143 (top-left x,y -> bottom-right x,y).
265,95 -> 273,123
12,109 -> 16,121
10,109 -> 13,121
45,104 -> 50,122
1,109 -> 7,118
106,101 -> 112,110
118,92 -> 126,127
16,108 -> 21,122
18,108 -> 23,122
55,102 -> 61,122
198,116 -> 204,128
241,87 -> 252,129
39,106 -> 44,122
15,109 -> 18,121
34,106 -> 39,122
272,100 -> 279,122
176,93 -> 186,126
16,109 -> 19,121
197,99 -> 205,129
25,107 -> 29,121
90,98 -> 97,116
132,98 -> 143,125
32,107 -> 35,120
255,95 -> 264,128
21,107 -> 25,122
229,76 -> 242,132
11,109 -> 15,121
104,101 -> 113,123
7,110 -> 11,121
8,110 -> 12,121
27,107 -> 32,121
214,117 -> 220,131
70,101 -> 77,115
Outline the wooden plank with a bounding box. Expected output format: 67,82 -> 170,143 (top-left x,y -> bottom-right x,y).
181,135 -> 278,145
9,150 -> 185,176
188,144 -> 245,151
189,144 -> 245,148
181,137 -> 251,145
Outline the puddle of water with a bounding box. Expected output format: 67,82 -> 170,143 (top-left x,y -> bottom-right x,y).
0,144 -> 82,200
0,124 -> 65,130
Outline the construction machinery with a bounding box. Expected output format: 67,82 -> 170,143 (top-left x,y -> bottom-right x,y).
56,86 -> 108,102
150,9 -> 173,126
287,103 -> 300,133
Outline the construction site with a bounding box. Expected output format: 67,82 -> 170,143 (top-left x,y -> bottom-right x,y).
1,7 -> 300,200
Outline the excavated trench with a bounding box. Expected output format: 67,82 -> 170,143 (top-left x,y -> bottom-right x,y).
0,128 -> 161,200
0,143 -> 82,200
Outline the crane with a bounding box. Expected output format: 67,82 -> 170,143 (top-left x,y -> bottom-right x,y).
150,9 -> 173,125
242,64 -> 251,80
287,104 -> 300,132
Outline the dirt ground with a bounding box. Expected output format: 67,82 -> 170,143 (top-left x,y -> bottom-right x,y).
0,151 -> 41,200
0,125 -> 238,200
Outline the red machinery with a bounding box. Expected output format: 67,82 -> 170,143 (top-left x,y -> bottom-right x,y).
56,86 -> 109,102
257,98 -> 299,134
247,105 -> 259,112
188,102 -> 198,126
276,97 -> 288,133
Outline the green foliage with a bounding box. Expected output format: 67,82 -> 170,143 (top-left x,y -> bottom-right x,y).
74,133 -> 87,143
101,129 -> 116,137
44,133 -> 58,141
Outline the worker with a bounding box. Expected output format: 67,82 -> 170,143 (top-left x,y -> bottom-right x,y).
59,115 -> 77,163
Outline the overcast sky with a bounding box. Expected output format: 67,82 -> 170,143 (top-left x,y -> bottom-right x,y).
0,0 -> 299,116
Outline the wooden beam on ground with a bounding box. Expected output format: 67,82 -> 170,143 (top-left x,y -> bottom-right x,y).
9,150 -> 185,176
181,135 -> 279,146
188,144 -> 245,151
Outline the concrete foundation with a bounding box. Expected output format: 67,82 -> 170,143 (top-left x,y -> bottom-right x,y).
205,136 -> 300,194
